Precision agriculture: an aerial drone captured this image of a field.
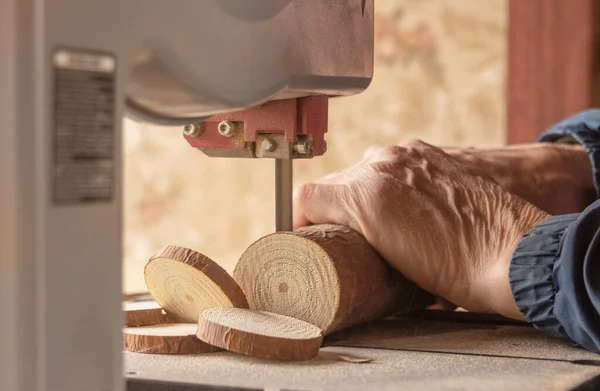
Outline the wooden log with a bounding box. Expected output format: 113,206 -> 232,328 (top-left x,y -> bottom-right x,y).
145,245 -> 248,323
233,224 -> 433,335
123,301 -> 168,327
123,323 -> 221,354
197,308 -> 323,361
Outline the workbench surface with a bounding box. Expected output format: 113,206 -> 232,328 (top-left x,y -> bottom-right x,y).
125,312 -> 600,391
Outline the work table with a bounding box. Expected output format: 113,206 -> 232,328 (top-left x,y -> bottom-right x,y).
125,311 -> 600,391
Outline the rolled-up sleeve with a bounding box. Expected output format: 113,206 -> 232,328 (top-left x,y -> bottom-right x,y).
537,108 -> 600,195
510,204 -> 600,352
509,108 -> 600,353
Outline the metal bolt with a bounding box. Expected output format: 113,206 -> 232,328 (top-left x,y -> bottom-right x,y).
294,140 -> 312,155
261,138 -> 276,152
217,121 -> 235,137
183,124 -> 201,137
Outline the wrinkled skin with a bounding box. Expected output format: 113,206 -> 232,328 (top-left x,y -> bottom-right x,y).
293,140 -> 555,319
444,143 -> 595,215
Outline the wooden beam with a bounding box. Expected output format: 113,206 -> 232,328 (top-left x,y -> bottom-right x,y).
507,0 -> 600,144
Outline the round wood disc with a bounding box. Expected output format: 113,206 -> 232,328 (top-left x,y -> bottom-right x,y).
145,245 -> 248,323
123,323 -> 221,354
233,231 -> 340,331
197,308 -> 323,361
233,225 -> 431,335
123,301 -> 168,327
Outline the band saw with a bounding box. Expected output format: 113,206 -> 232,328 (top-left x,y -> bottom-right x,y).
2,1 -> 600,391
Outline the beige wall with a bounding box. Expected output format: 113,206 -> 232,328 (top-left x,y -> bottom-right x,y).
123,0 -> 508,293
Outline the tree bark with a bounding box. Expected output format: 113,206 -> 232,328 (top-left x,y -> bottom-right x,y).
123,301 -> 168,327
145,245 -> 248,323
123,323 -> 221,354
233,224 -> 433,335
197,308 -> 323,361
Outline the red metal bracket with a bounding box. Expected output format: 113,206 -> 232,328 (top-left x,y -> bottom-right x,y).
183,96 -> 329,157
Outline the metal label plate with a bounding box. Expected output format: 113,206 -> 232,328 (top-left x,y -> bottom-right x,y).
52,48 -> 116,205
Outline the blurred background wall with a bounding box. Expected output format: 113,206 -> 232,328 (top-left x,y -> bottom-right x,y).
123,0 -> 507,293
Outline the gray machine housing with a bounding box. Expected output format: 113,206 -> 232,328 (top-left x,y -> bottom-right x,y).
0,1 -> 373,391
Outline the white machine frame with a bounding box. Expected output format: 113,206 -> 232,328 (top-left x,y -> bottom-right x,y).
0,1 -> 373,390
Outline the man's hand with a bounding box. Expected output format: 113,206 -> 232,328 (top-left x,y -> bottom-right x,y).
444,143 -> 595,215
293,140 -> 550,319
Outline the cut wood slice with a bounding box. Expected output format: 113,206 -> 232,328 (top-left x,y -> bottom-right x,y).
197,308 -> 323,361
123,301 -> 168,327
145,245 -> 248,323
234,224 -> 434,335
123,323 -> 221,354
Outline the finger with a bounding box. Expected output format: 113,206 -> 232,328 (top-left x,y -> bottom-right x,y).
441,146 -> 476,154
361,146 -> 386,162
400,139 -> 465,170
313,171 -> 343,185
440,147 -> 462,155
292,183 -> 351,230
400,138 -> 437,151
292,186 -> 311,229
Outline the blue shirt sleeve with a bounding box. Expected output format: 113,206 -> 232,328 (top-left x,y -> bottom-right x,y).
536,108 -> 600,197
509,108 -> 600,353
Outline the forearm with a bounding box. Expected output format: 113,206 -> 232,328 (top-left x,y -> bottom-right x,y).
488,143 -> 594,210
448,143 -> 595,215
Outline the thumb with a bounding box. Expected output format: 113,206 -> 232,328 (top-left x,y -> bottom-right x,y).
292,183 -> 351,230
